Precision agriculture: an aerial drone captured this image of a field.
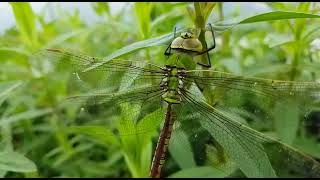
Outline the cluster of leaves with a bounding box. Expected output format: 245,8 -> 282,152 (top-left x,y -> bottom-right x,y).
0,2 -> 320,178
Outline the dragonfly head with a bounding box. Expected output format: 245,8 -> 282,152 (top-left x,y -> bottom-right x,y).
171,29 -> 203,54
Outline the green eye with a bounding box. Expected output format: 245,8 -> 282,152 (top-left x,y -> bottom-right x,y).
169,31 -> 202,53
164,23 -> 216,68
170,36 -> 203,53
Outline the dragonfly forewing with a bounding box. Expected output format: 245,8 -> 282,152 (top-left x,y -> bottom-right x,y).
32,49 -> 166,93
186,70 -> 320,99
32,49 -> 170,137
185,70 -> 320,129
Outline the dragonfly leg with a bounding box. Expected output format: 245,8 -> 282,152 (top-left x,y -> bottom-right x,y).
197,23 -> 216,55
196,23 -> 216,68
197,49 -> 212,68
164,26 -> 177,57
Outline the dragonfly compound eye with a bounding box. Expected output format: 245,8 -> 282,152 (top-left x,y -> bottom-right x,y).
171,36 -> 203,53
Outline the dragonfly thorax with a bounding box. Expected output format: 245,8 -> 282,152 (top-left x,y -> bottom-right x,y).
161,65 -> 186,104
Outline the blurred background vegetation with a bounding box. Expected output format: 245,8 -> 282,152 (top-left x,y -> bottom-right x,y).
0,2 -> 320,178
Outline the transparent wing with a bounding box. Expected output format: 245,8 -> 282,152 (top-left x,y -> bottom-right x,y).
60,85 -> 166,136
66,85 -> 163,105
184,69 -> 320,131
185,70 -> 320,99
31,49 -> 168,137
178,89 -> 275,177
37,49 -> 165,74
177,88 -> 320,177
31,49 -> 166,93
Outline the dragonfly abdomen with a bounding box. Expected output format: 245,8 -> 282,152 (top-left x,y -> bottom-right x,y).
150,104 -> 176,178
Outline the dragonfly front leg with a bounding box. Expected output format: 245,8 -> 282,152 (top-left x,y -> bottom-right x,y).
164,27 -> 177,57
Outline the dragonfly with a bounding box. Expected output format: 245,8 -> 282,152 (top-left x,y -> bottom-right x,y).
33,28 -> 320,178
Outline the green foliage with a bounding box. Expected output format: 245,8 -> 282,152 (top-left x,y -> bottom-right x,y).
1,2 -> 320,178
169,166 -> 228,178
100,31 -> 181,62
9,2 -> 39,50
169,130 -> 195,169
0,81 -> 37,177
0,151 -> 37,173
273,100 -> 300,144
119,104 -> 164,177
200,110 -> 276,178
0,81 -> 23,106
92,2 -> 110,17
239,11 -> 320,24
135,2 -> 153,39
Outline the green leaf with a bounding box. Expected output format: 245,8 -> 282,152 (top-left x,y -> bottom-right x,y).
0,170 -> 6,178
92,2 -> 110,16
119,105 -> 163,178
0,81 -> 23,106
200,108 -> 276,178
294,137 -> 320,159
68,126 -> 119,146
264,33 -> 293,48
169,130 -> 196,169
135,2 -> 153,39
202,2 -> 216,23
0,47 -> 29,57
273,100 -> 300,144
9,2 -> 38,48
186,5 -> 196,23
43,28 -> 89,49
303,25 -> 320,43
266,141 -> 320,177
140,142 -> 152,178
239,11 -> 320,24
0,109 -> 53,126
212,11 -> 320,30
101,30 -> 182,62
168,166 -> 228,178
150,10 -> 182,31
0,151 -> 37,172
24,171 -> 39,178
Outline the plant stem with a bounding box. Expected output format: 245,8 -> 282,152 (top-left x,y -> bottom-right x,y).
194,2 -> 209,69
193,2 -> 227,166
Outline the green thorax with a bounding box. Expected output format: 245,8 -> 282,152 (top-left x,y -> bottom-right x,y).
161,65 -> 186,104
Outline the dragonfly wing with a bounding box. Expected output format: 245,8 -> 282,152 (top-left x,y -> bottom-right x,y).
177,87 -> 320,177
32,49 -> 168,137
65,86 -> 163,105
186,70 -> 320,101
185,70 -> 320,144
31,49 -> 166,93
60,85 -> 166,137
178,89 -> 276,177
